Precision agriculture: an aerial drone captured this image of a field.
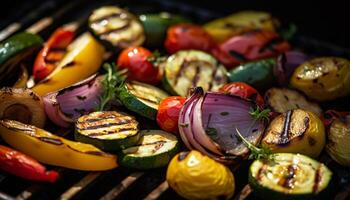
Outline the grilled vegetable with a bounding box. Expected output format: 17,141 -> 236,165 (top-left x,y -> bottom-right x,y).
326,113 -> 350,167
33,27 -> 75,82
117,81 -> 168,120
249,153 -> 332,200
119,130 -> 180,169
228,58 -> 276,92
291,57 -> 350,101
219,82 -> 265,108
88,6 -> 145,50
164,24 -> 215,54
139,12 -> 190,47
262,109 -> 326,158
0,88 -> 46,128
162,50 -> 227,96
75,111 -> 140,151
0,32 -> 43,86
0,145 -> 59,183
117,47 -> 161,84
204,11 -> 279,43
32,33 -> 105,96
0,120 -> 117,171
212,30 -> 290,68
156,96 -> 186,134
167,150 -> 235,200
13,65 -> 29,88
265,88 -> 322,116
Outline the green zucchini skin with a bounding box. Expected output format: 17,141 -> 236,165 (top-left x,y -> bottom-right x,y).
88,6 -> 145,51
119,130 -> 180,170
228,58 -> 276,92
117,81 -> 168,120
139,12 -> 190,47
248,153 -> 332,200
162,50 -> 227,96
0,32 -> 43,86
75,111 -> 140,151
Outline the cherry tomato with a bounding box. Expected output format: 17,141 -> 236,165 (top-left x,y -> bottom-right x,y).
212,30 -> 290,68
117,47 -> 161,84
33,27 -> 75,82
157,96 -> 186,134
164,23 -> 216,54
219,82 -> 264,108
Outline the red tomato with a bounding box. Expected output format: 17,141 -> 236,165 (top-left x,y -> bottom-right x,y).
157,96 -> 186,134
164,23 -> 216,54
33,27 -> 75,82
219,82 -> 264,108
212,30 -> 290,68
117,47 -> 160,84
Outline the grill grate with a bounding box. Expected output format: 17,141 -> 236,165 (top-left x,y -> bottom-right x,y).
1,0 -> 350,199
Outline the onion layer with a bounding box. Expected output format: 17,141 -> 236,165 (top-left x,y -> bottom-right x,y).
178,87 -> 265,164
43,74 -> 102,127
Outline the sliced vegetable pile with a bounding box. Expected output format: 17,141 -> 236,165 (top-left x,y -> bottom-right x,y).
0,5 -> 348,200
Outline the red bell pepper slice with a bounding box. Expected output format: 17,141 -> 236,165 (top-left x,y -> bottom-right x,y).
0,145 -> 59,182
33,27 -> 75,82
212,30 -> 290,68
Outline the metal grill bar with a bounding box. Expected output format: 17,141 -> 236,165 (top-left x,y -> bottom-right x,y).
0,192 -> 14,200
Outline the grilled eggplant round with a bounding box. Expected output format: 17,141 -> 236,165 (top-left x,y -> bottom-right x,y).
75,111 -> 140,151
265,88 -> 322,116
88,6 -> 145,50
0,88 -> 46,128
262,109 -> 325,158
162,50 -> 227,96
249,153 -> 332,200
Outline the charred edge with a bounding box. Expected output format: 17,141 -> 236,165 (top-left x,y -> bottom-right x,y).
99,23 -> 131,36
279,164 -> 297,189
178,151 -> 190,161
249,93 -> 258,103
87,127 -> 138,136
61,61 -> 76,69
313,165 -> 322,193
192,65 -> 201,87
29,92 -> 40,101
259,37 -> 285,53
56,76 -> 98,96
38,137 -> 63,145
90,12 -> 124,23
256,163 -> 268,181
78,122 -> 131,131
278,110 -> 293,145
65,145 -> 112,156
228,50 -> 247,62
300,116 -> 310,139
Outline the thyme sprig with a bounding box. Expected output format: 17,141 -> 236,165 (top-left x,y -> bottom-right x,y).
249,107 -> 271,122
98,63 -> 127,111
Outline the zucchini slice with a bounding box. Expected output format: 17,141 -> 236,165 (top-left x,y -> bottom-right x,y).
249,153 -> 332,200
119,130 -> 180,169
88,6 -> 145,50
265,88 -> 322,116
75,111 -> 140,151
162,50 -> 227,96
0,32 -> 43,86
117,81 -> 168,120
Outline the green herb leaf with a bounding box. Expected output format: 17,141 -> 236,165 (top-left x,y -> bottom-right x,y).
146,50 -> 167,66
206,127 -> 218,140
235,127 -> 274,162
98,63 -> 127,111
249,107 -> 271,122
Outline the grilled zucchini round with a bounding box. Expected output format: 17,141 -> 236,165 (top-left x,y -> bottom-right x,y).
75,111 -> 140,151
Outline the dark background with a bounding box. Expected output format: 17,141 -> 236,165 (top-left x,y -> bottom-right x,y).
1,0 -> 349,49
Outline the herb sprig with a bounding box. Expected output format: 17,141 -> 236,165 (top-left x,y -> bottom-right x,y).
98,63 -> 127,111
249,107 -> 271,122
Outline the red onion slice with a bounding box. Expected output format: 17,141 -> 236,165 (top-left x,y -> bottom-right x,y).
274,51 -> 309,86
43,74 -> 102,127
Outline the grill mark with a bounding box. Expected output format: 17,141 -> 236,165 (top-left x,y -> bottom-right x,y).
209,65 -> 219,90
279,110 -> 293,145
260,37 -> 285,53
132,140 -> 168,148
61,61 -> 76,69
82,115 -> 118,123
228,50 -> 247,62
313,165 -> 322,193
99,23 -> 130,35
174,59 -> 190,86
77,122 -> 132,131
90,12 -> 124,23
38,137 -> 63,145
134,95 -> 159,105
279,164 -> 297,189
192,65 -> 201,87
87,127 -> 138,136
65,145 -> 113,157
256,164 -> 268,181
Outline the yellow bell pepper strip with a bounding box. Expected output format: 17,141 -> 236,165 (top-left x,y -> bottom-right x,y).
166,151 -> 235,200
13,65 -> 29,88
32,32 -> 105,96
204,11 -> 278,43
0,119 -> 117,171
